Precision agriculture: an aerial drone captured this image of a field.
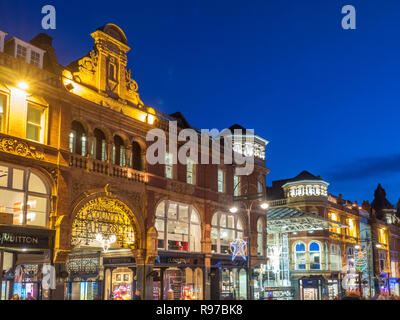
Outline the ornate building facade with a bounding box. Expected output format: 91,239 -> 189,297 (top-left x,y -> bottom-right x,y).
0,24 -> 270,300
265,172 -> 400,299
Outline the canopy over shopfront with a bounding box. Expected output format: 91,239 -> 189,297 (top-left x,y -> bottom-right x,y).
266,207 -> 348,234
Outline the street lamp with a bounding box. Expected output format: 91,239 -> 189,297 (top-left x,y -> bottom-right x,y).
230,178 -> 269,301
17,81 -> 29,90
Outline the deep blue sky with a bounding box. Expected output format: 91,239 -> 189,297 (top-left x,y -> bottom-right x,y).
1,0 -> 400,205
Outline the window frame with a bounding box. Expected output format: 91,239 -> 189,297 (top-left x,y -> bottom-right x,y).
155,201 -> 201,252
294,242 -> 306,270
26,102 -> 47,144
217,169 -> 225,193
186,159 -> 196,185
0,162 -> 50,227
0,92 -> 8,133
309,242 -> 321,270
165,152 -> 174,179
211,211 -> 244,254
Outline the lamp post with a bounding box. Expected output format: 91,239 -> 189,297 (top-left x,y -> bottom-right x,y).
230,178 -> 269,301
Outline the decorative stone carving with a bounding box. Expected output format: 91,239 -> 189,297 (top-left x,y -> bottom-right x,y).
167,180 -> 195,196
0,136 -> 45,160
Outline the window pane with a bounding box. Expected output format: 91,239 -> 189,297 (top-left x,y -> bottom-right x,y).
12,169 -> 24,190
179,205 -> 189,222
0,94 -> 5,132
226,215 -> 234,228
26,124 -> 40,141
26,196 -> 48,227
0,166 -> 9,187
27,106 -> 42,124
0,189 -> 24,225
191,210 -> 200,223
167,203 -> 177,219
211,214 -> 218,226
156,202 -> 165,217
190,224 -> 201,252
28,173 -> 48,194
237,219 -> 244,230
220,214 -> 226,228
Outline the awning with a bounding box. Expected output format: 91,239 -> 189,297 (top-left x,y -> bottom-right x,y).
267,207 -> 348,234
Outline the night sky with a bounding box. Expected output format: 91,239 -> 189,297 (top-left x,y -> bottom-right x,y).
1,0 -> 400,205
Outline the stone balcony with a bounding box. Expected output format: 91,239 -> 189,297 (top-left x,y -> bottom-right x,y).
69,153 -> 146,183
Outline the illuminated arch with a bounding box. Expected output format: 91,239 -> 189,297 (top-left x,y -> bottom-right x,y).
71,197 -> 138,250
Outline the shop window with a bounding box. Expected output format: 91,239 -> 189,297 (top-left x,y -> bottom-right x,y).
257,218 -> 264,256
131,141 -> 142,171
112,135 -> 126,167
165,152 -> 174,179
309,242 -> 321,270
26,104 -> 45,143
70,121 -> 87,156
93,129 -> 107,162
218,169 -> 225,193
186,159 -> 195,185
0,164 -> 50,227
155,201 -> 201,252
211,212 -> 244,254
0,93 -> 6,133
330,244 -> 342,271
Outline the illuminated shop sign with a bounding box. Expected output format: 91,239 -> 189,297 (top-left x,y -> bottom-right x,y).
0,231 -> 51,249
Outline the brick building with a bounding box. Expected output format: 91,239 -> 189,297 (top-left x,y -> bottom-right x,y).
0,24 -> 270,300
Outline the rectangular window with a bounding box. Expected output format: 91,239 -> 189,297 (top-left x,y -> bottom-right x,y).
16,45 -> 27,61
165,153 -> 173,179
187,159 -> 195,185
218,169 -> 225,193
233,175 -> 240,196
30,51 -> 41,67
26,104 -> 44,142
0,94 -> 6,132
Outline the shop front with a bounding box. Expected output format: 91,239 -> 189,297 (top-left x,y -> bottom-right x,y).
389,278 -> 400,296
67,196 -> 139,300
299,276 -> 324,300
0,224 -> 55,300
153,252 -> 204,300
103,255 -> 136,300
210,255 -> 248,300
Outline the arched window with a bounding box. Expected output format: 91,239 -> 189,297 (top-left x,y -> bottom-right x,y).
155,201 -> 201,252
211,212 -> 244,254
131,141 -> 142,171
93,129 -> 107,161
309,242 -> 321,270
69,121 -> 87,156
257,218 -> 264,256
330,244 -> 342,271
295,243 -> 306,270
0,164 -> 50,227
113,135 -> 126,167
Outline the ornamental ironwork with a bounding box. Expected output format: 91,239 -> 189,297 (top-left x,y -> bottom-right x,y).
66,253 -> 100,281
71,197 -> 136,250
